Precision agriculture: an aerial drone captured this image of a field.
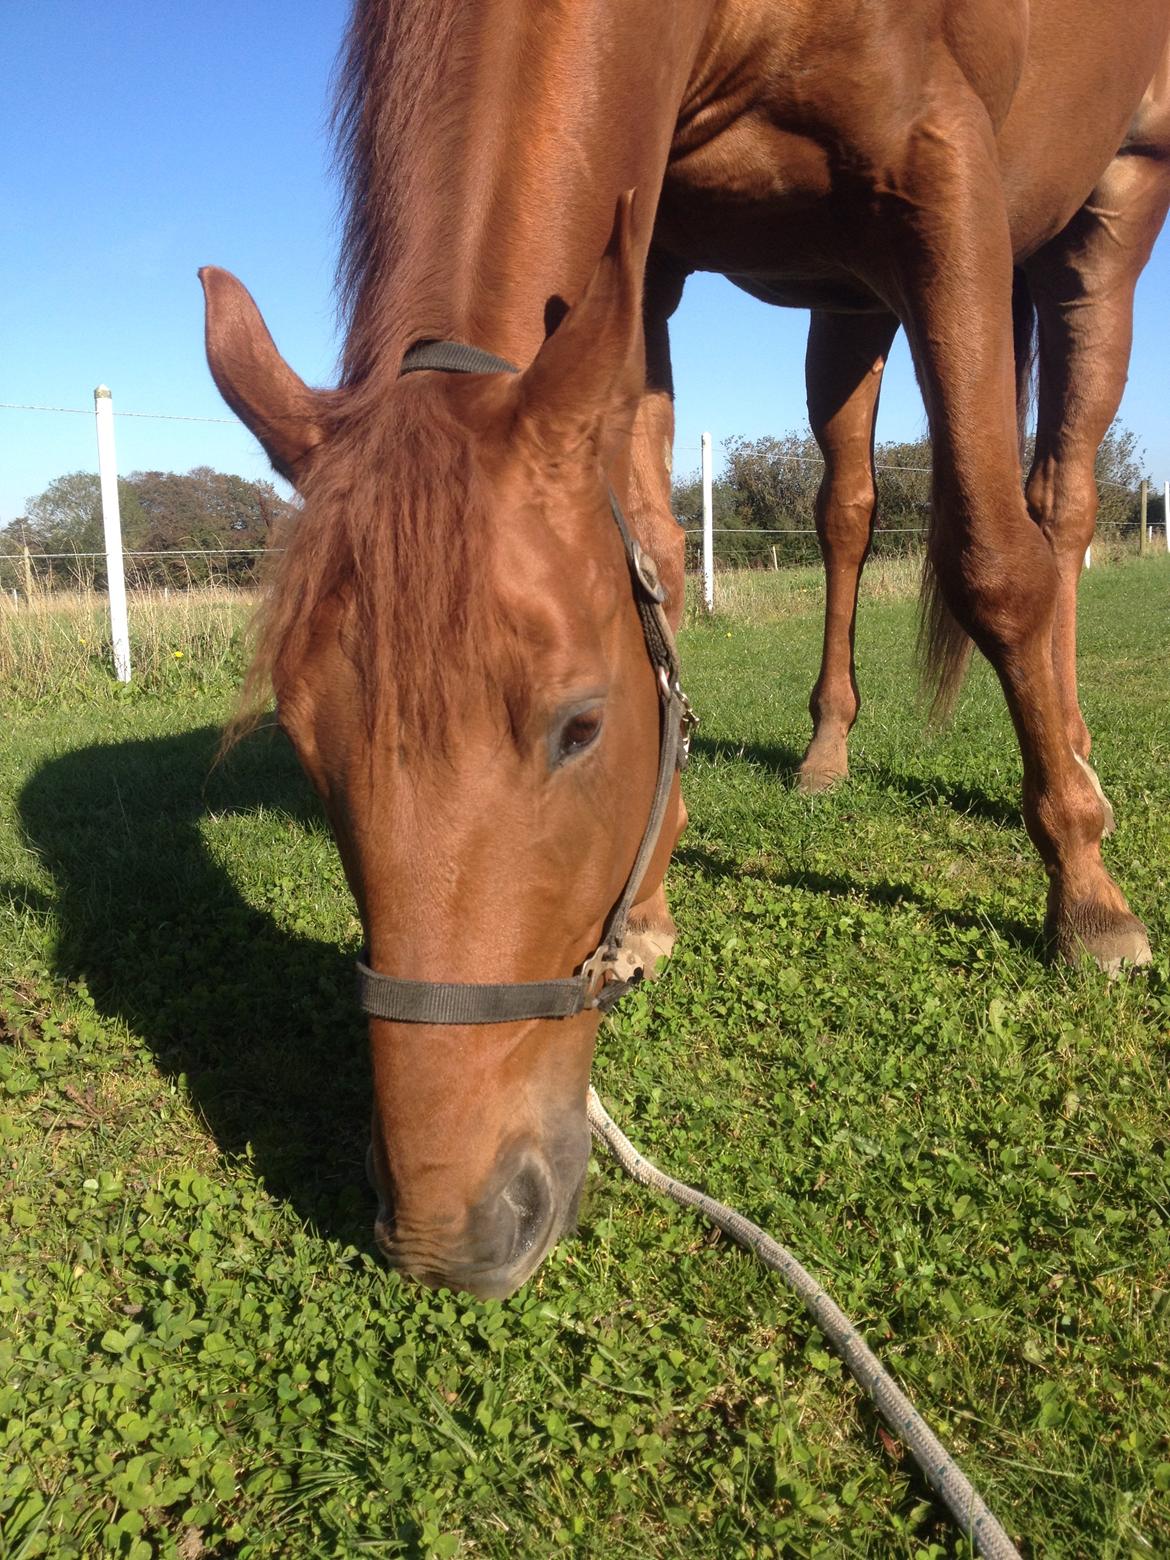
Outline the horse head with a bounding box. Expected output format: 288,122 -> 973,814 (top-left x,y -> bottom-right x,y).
200,201 -> 684,1297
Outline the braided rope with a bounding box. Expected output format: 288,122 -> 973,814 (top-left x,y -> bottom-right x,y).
586,1086 -> 1023,1560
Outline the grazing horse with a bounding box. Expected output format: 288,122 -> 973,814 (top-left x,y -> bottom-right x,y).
201,0 -> 1168,1298
795,64 -> 1170,824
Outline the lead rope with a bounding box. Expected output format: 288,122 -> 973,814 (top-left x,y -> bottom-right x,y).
399,338 -> 1018,1553
586,1087 -> 1023,1560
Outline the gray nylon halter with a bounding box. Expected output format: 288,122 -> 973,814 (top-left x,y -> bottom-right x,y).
354,339 -> 696,1026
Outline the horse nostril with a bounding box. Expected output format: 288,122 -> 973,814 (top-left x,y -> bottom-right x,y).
499,1160 -> 553,1265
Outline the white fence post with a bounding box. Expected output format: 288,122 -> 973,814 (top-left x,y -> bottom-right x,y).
1164,479 -> 1169,552
701,430 -> 714,612
94,385 -> 131,682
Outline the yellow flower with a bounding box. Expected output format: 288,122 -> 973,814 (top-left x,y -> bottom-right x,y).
173,650 -> 183,659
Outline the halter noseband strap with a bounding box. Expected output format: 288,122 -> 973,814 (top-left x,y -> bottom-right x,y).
354,339 -> 697,1026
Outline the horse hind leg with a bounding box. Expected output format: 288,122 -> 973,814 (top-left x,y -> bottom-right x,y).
797,309 -> 899,794
623,249 -> 689,972
1022,141 -> 1170,838
889,105 -> 1148,969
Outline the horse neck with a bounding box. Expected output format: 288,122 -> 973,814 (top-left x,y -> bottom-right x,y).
336,0 -> 711,384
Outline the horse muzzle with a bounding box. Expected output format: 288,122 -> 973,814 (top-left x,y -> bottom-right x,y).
371,1126 -> 590,1299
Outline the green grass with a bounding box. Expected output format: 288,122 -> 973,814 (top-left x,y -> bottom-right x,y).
2,557 -> 1169,1558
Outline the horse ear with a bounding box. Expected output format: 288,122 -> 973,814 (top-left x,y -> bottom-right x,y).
518,191 -> 643,452
199,267 -> 327,484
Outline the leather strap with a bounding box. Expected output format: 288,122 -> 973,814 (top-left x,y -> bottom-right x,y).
356,960 -> 627,1025
400,340 -> 519,377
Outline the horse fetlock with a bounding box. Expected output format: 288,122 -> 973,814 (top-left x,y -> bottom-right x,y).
623,920 -> 677,978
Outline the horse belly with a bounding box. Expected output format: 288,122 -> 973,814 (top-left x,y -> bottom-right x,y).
656,119 -> 858,288
656,0 -> 1026,299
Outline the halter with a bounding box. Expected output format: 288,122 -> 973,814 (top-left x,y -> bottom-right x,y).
355,339 -> 697,1025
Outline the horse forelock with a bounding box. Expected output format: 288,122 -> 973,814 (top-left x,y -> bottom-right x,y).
241,390 -> 533,751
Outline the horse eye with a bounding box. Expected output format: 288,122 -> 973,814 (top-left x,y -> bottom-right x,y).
554,706 -> 604,764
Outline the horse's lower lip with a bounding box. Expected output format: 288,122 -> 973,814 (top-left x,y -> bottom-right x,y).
376,1161 -> 586,1300
391,1236 -> 557,1300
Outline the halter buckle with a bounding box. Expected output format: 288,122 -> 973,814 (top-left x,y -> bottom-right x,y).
629,541 -> 667,604
656,668 -> 700,768
581,942 -> 647,1009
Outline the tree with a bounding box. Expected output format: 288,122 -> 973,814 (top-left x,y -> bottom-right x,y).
683,431 -> 934,568
671,466 -> 738,570
1093,422 -> 1147,534
1,472 -> 145,586
722,431 -> 824,565
670,416 -> 1148,571
14,472 -> 101,555
125,467 -> 293,584
3,468 -> 297,589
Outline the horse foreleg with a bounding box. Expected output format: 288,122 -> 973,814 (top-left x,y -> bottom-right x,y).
887,107 -> 1149,969
625,251 -> 689,968
798,308 -> 899,793
1023,141 -> 1170,835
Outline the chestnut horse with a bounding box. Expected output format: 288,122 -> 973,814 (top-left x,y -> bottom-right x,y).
795,64 -> 1170,813
201,0 -> 1169,1298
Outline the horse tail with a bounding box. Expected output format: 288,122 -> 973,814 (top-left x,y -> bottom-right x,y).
917,556 -> 974,724
1011,266 -> 1038,462
918,268 -> 1036,721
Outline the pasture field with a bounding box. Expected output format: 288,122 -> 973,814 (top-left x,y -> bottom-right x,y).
2,557 -> 1168,1559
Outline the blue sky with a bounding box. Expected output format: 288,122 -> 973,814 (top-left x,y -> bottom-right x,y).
3,2 -> 1168,524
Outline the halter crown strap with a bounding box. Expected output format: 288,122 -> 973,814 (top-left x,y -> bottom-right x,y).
400,341 -> 519,377
356,338 -> 697,1025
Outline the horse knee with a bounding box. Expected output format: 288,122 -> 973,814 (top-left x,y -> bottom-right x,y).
640,508 -> 685,607
1025,464 -> 1098,558
814,479 -> 875,560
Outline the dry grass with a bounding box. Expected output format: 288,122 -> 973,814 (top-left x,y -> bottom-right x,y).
684,555 -> 923,625
0,531 -> 1152,699
0,584 -> 254,700
686,533 -> 1150,625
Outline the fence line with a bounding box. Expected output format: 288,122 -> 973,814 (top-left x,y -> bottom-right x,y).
683,521 -> 1138,537
3,396 -> 1166,676
0,401 -> 235,425
0,549 -> 281,561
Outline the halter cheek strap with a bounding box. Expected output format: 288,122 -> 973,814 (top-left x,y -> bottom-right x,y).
354,339 -> 697,1025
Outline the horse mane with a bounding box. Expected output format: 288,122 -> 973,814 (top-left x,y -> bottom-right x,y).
228,3 -> 530,750
332,0 -> 469,384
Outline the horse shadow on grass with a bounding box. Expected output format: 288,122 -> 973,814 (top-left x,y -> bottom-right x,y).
688,734 -> 804,779
690,734 -> 1021,830
16,721 -> 378,1251
17,721 -> 1035,1249
680,734 -> 1040,953
674,842 -> 1042,955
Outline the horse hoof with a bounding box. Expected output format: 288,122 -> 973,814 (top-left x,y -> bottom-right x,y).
1053,913 -> 1151,974
796,764 -> 846,796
